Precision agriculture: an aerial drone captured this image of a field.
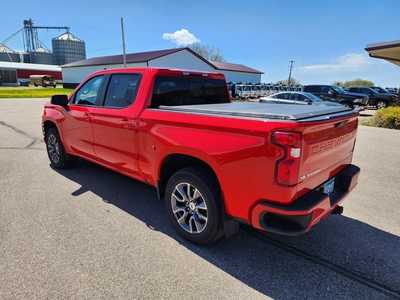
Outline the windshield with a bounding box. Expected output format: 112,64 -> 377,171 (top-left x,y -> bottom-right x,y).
303,92 -> 322,102
332,86 -> 345,93
371,87 -> 386,93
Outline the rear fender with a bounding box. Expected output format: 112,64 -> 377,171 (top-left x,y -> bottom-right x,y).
156,147 -> 223,186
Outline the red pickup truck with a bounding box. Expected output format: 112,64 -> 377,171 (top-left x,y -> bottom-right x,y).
42,67 -> 360,244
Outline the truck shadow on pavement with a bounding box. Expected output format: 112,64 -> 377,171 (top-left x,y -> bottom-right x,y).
55,159 -> 400,299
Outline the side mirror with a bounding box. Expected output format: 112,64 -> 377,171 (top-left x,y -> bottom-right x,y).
51,94 -> 69,109
328,90 -> 334,95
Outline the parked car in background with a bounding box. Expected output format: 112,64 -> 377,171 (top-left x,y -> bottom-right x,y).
386,87 -> 399,95
371,86 -> 399,103
231,84 -> 247,99
371,86 -> 395,96
237,84 -> 251,99
18,79 -> 30,87
42,67 -> 360,245
303,85 -> 368,108
248,85 -> 256,98
260,91 -> 340,106
230,83 -> 304,100
348,87 -> 394,108
30,75 -> 57,88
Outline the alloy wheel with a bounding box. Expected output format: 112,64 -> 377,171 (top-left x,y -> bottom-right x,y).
47,133 -> 61,164
171,182 -> 208,234
377,101 -> 387,109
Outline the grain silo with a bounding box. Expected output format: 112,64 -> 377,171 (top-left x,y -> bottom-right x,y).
29,47 -> 55,65
0,44 -> 21,62
52,32 -> 86,65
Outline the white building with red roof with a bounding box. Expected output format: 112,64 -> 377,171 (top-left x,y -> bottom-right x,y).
61,47 -> 263,87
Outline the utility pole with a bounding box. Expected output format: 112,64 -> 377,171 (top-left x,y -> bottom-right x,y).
120,17 -> 127,68
287,60 -> 294,86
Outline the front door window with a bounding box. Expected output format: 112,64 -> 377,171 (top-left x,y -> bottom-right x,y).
74,76 -> 104,106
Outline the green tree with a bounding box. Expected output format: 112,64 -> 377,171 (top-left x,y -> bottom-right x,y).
189,43 -> 225,62
333,79 -> 375,88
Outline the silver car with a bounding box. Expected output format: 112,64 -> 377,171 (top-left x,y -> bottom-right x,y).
260,91 -> 341,106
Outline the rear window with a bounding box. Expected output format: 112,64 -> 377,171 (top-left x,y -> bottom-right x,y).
104,74 -> 141,108
151,76 -> 229,107
290,93 -> 306,101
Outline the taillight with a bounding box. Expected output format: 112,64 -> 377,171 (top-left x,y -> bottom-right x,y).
272,131 -> 302,186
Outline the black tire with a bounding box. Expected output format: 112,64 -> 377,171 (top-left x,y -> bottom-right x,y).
45,127 -> 72,169
165,167 -> 222,245
343,102 -> 354,109
377,101 -> 387,109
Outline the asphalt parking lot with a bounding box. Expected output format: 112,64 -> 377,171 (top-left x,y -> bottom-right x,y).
0,99 -> 399,299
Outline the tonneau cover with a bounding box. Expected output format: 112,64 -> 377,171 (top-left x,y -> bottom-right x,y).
159,102 -> 355,121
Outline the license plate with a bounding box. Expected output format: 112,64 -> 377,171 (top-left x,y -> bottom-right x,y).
323,178 -> 335,195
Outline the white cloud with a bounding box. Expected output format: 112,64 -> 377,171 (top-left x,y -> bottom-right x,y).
300,53 -> 372,72
162,28 -> 200,46
293,52 -> 399,86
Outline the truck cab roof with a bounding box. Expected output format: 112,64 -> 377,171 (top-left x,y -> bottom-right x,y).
87,67 -> 226,81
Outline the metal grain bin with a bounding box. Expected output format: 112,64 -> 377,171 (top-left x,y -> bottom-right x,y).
0,52 -> 21,62
29,48 -> 55,65
0,45 -> 21,62
21,52 -> 31,63
52,32 -> 86,65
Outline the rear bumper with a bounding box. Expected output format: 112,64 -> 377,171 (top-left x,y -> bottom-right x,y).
250,164 -> 360,236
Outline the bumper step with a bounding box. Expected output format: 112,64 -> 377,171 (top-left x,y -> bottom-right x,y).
251,164 -> 360,236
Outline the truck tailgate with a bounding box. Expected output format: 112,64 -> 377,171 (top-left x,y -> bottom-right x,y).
298,116 -> 358,185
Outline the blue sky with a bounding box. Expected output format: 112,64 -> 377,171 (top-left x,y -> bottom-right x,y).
1,0 -> 399,86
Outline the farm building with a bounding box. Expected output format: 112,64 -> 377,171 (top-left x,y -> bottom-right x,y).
0,61 -> 62,86
61,47 -> 263,87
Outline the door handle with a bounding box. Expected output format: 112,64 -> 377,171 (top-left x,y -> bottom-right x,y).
120,118 -> 136,129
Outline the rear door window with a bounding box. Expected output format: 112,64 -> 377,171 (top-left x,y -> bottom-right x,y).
103,74 -> 141,108
151,76 -> 229,108
280,93 -> 290,99
290,93 -> 307,101
320,86 -> 331,93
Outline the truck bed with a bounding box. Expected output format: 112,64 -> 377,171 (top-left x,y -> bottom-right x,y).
159,102 -> 355,121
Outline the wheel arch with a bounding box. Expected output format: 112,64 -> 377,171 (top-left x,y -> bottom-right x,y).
158,153 -> 231,235
42,120 -> 58,137
42,119 -> 68,148
157,153 -> 222,202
